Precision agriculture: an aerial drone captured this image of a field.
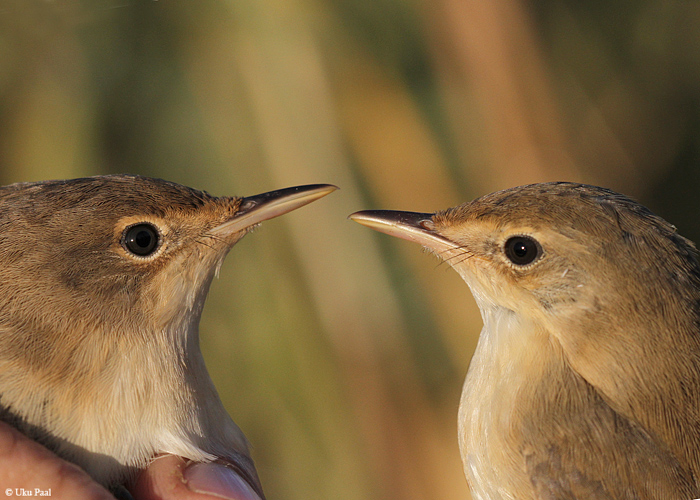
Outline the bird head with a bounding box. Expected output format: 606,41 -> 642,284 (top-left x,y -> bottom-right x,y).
0,174 -> 336,494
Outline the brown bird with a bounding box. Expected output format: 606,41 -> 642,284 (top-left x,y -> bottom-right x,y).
0,174 -> 336,498
351,182 -> 700,499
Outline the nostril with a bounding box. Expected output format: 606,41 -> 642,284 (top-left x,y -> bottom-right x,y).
419,220 -> 435,231
239,201 -> 256,212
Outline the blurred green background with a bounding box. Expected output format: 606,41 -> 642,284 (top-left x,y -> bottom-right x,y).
2,1 -> 700,499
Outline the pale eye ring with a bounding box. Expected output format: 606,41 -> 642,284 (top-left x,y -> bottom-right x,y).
504,236 -> 541,266
122,223 -> 160,257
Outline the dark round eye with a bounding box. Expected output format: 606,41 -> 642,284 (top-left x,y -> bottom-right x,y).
122,223 -> 159,257
504,236 -> 541,266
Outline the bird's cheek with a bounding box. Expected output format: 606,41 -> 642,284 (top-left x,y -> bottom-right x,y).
148,255 -> 222,330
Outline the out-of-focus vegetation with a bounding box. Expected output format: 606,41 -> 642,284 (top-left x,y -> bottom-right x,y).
1,1 -> 700,499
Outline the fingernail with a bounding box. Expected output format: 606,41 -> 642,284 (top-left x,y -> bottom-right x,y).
184,462 -> 262,500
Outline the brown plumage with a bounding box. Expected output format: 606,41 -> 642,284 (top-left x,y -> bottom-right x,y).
351,182 -> 700,499
0,174 -> 336,497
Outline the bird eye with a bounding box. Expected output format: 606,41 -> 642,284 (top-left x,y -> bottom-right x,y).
504,236 -> 541,266
122,223 -> 160,257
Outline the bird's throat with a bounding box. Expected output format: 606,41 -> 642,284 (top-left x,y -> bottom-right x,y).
458,307 -> 560,499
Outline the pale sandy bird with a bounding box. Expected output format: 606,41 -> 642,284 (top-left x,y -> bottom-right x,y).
0,174 -> 336,498
351,182 -> 700,499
